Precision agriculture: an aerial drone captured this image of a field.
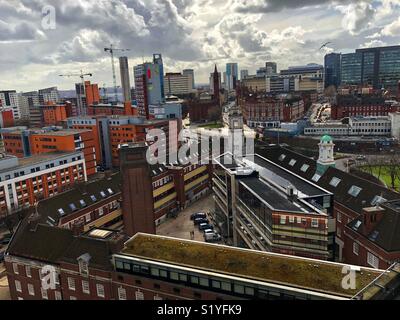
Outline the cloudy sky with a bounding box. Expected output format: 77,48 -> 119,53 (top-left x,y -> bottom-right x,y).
0,0 -> 399,91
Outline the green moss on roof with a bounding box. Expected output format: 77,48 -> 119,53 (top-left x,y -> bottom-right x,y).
122,234 -> 383,298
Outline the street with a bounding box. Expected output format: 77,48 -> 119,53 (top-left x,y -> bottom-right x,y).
157,194 -> 217,242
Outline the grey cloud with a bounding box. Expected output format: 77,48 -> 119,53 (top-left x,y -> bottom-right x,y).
234,0 -> 354,13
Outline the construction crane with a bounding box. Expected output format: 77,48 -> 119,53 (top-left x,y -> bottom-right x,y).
59,70 -> 93,116
104,44 -> 130,104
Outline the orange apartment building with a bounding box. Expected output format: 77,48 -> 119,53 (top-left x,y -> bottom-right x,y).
41,102 -> 69,126
0,151 -> 86,216
67,116 -> 178,168
84,81 -> 100,106
29,129 -> 97,176
1,130 -> 27,158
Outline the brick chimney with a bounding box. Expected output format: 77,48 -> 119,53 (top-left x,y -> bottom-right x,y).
362,206 -> 385,235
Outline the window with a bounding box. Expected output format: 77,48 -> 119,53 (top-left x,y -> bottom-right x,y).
300,164 -> 310,172
67,277 -> 76,291
41,288 -> 48,299
289,159 -> 297,166
135,290 -> 144,300
190,276 -> 199,285
280,215 -> 286,224
353,242 -> 359,256
348,185 -> 362,197
289,216 -> 295,223
96,283 -> 105,298
90,195 -> 97,202
234,284 -> 244,294
82,280 -> 90,294
221,282 -> 231,291
55,291 -> 62,300
337,227 -> 341,237
15,280 -> 22,292
79,199 -> 87,207
296,217 -> 302,224
329,177 -> 341,187
57,208 -> 65,216
311,218 -> 319,228
367,252 -> 379,269
278,154 -> 286,161
371,195 -> 386,206
211,280 -> 221,289
13,263 -> 19,275
337,212 -> 342,223
26,266 -> 31,278
312,174 -> 321,182
70,296 -> 77,300
28,283 -> 35,296
85,213 -> 91,223
118,287 -> 127,300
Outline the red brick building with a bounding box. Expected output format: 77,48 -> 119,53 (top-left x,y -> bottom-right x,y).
5,230 -> 400,300
239,94 -> 305,128
331,93 -> 400,120
258,143 -> 400,269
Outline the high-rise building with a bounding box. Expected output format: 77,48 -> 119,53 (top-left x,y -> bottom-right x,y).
324,53 -> 341,88
75,81 -> 100,116
0,90 -> 21,120
38,87 -> 60,105
164,72 -> 194,96
266,62 -> 277,75
240,69 -> 249,80
119,56 -> 132,103
134,54 -> 165,118
341,52 -> 362,86
226,63 -> 238,91
339,45 -> 400,91
182,69 -> 195,89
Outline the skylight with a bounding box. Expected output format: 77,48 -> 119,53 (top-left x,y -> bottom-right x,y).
300,164 -> 309,172
353,220 -> 362,230
107,188 -> 114,195
90,195 -> 97,202
329,177 -> 341,187
57,208 -> 65,216
69,203 -> 77,211
348,185 -> 362,197
312,174 -> 321,182
369,230 -> 379,241
289,159 -> 297,166
100,191 -> 107,198
371,195 -> 386,206
79,199 -> 87,207
278,154 -> 286,161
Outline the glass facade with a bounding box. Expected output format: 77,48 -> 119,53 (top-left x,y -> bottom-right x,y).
324,53 -> 341,88
379,48 -> 400,90
341,53 -> 362,85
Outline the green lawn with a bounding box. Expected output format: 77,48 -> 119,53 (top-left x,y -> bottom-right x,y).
198,122 -> 224,129
359,165 -> 400,189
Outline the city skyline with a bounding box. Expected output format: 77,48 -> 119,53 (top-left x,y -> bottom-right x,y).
0,0 -> 400,91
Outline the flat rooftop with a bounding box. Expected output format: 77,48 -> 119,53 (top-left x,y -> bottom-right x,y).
249,155 -> 328,197
240,177 -> 308,213
0,152 -> 81,174
32,129 -> 91,136
121,234 -> 387,298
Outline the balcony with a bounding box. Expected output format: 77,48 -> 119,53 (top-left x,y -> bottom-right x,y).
184,174 -> 209,192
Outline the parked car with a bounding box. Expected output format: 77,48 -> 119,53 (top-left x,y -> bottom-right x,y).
205,233 -> 222,243
190,212 -> 207,221
203,229 -> 214,234
356,155 -> 366,161
199,223 -> 213,231
194,218 -> 209,225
